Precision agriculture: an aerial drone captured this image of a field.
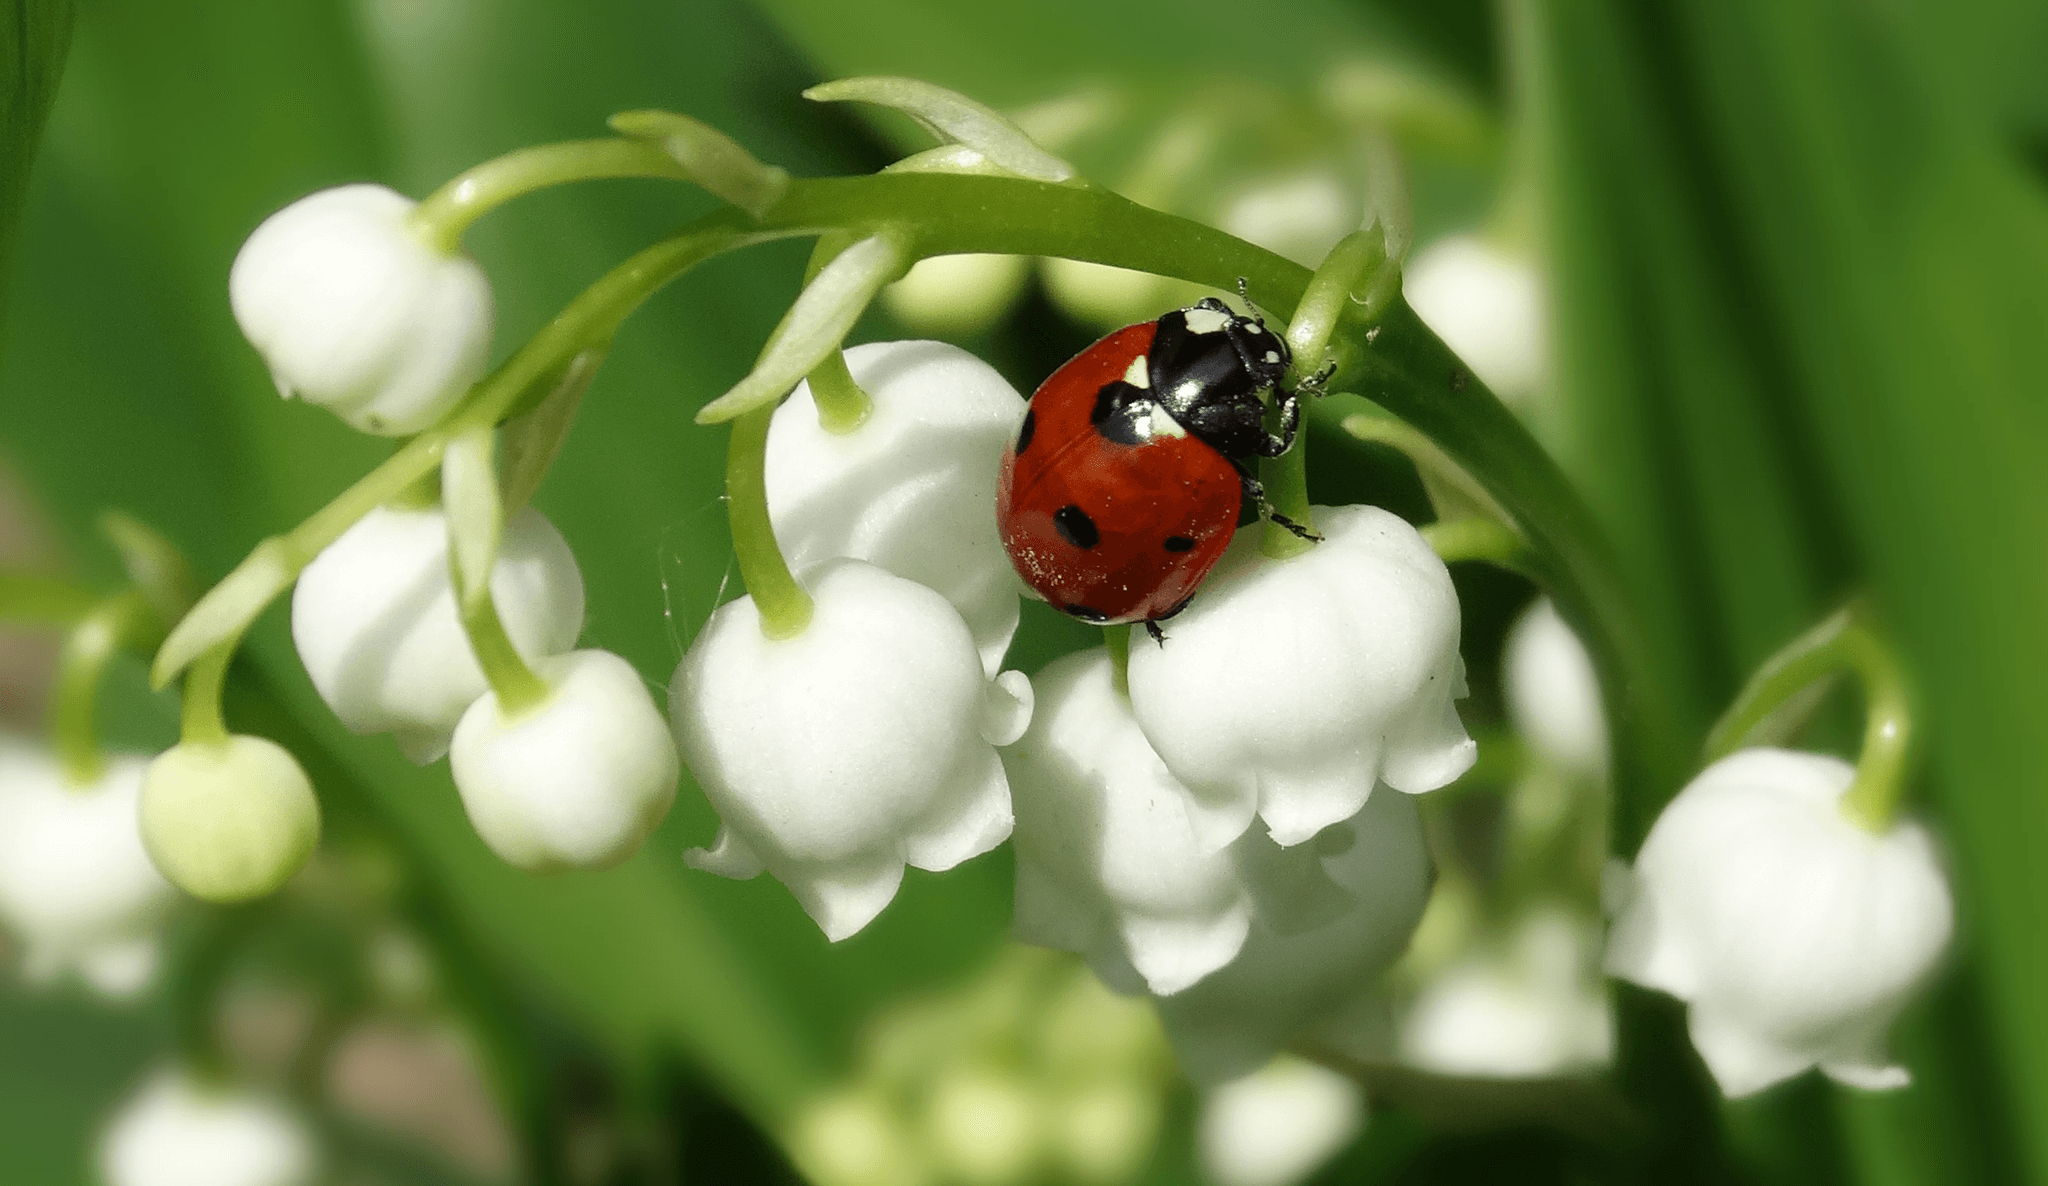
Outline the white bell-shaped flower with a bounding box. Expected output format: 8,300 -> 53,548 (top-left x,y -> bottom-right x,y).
1504,598 -> 1609,781
99,1069 -> 316,1186
292,504 -> 584,764
1403,233 -> 1548,404
1009,649 -> 1264,996
230,184 -> 494,436
1126,504 -> 1474,850
450,649 -> 679,872
1197,1056 -> 1364,1186
140,736 -> 320,904
672,559 -> 1029,941
1605,748 -> 1953,1097
1148,786 -> 1433,1082
767,340 -> 1028,677
0,742 -> 175,997
1398,907 -> 1613,1078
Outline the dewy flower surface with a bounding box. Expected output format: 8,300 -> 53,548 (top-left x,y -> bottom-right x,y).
766,340 -> 1028,677
1606,748 -> 1954,1097
229,183 -> 494,436
0,743 -> 175,997
293,504 -> 585,763
1127,504 -> 1474,849
99,1069 -> 316,1186
1008,649 -> 1256,995
450,649 -> 679,872
672,559 -> 1028,941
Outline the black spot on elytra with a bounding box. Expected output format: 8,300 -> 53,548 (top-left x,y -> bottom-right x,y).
1053,505 -> 1099,549
1164,535 -> 1196,552
1062,604 -> 1110,622
1013,408 -> 1035,455
1089,382 -> 1148,445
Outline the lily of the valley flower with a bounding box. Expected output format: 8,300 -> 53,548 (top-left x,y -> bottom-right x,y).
1197,1056 -> 1364,1186
767,340 -> 1028,676
1009,650 -> 1258,996
1147,785 -> 1433,1082
1398,906 -> 1612,1078
1503,597 -> 1609,781
450,650 -> 679,872
1606,748 -> 1953,1097
1127,504 -> 1474,849
672,559 -> 1030,941
99,1069 -> 316,1186
230,184 -> 494,435
0,742 -> 175,997
139,737 -> 321,904
1403,233 -> 1548,405
293,505 -> 585,763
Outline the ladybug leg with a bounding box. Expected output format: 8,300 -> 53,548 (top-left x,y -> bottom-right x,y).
1248,389 -> 1302,459
1144,619 -> 1168,645
1238,469 -> 1324,542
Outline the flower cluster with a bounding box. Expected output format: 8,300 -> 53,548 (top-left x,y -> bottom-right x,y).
70,82 -> 1963,1184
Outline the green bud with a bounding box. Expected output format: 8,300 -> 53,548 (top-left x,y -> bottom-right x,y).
139,736 -> 320,903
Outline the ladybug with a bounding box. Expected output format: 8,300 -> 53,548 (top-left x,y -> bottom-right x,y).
997,296 -> 1319,641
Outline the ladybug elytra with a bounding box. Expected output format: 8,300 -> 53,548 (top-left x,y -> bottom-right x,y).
996,296 -> 1318,640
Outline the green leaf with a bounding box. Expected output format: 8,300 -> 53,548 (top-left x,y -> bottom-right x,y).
0,0 -> 74,327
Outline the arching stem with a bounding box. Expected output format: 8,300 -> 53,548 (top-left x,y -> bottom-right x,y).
51,590 -> 153,785
726,407 -> 812,639
1104,625 -> 1131,699
409,138 -> 691,253
1703,601 -> 1913,831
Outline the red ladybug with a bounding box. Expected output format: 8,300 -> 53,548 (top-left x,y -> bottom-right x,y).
997,297 -> 1317,640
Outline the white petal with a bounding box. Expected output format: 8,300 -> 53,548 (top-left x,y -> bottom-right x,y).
684,825 -> 766,880
767,339 -> 1028,677
1122,903 -> 1253,997
980,670 -> 1034,747
672,560 -> 1005,940
1129,505 -> 1471,849
450,650 -> 679,872
230,184 -> 493,436
902,745 -> 1013,872
1687,1004 -> 1815,1098
1503,598 -> 1608,779
293,505 -> 584,763
791,862 -> 906,944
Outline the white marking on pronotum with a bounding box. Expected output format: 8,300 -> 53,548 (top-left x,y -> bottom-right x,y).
1264,350 -> 1281,363
1123,356 -> 1150,388
1182,305 -> 1231,335
1146,405 -> 1188,439
1175,379 -> 1204,402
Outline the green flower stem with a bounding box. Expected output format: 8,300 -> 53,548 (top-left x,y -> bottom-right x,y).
179,645 -> 232,747
462,594 -> 552,716
727,406 -> 813,639
1340,411 -> 1517,532
1258,427 -> 1315,560
409,138 -> 691,254
1420,518 -> 1540,579
1704,603 -> 1913,832
806,349 -> 872,434
155,220 -> 781,688
1104,625 -> 1131,698
51,589 -> 154,785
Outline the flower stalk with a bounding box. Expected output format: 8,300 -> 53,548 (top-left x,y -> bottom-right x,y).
727,406 -> 813,639
51,589 -> 153,785
1703,602 -> 1913,831
409,138 -> 693,253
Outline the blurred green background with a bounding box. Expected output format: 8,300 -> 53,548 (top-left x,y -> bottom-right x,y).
3,0 -> 2047,1183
